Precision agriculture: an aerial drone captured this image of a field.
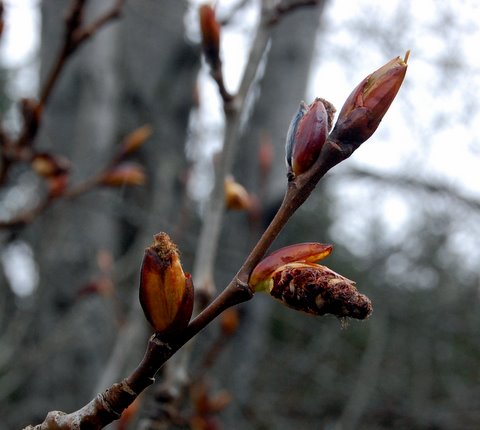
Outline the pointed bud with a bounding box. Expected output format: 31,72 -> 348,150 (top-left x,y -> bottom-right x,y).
224,176 -> 250,210
31,153 -> 70,178
139,233 -> 194,334
267,262 -> 372,319
285,98 -> 335,176
0,3 -> 5,38
331,51 -> 409,148
250,242 -> 333,291
99,162 -> 146,187
199,4 -> 221,68
120,124 -> 152,157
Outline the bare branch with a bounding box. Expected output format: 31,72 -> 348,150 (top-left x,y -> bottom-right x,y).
343,166 -> 480,212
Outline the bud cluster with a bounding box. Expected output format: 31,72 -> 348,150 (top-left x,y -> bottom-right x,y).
285,52 -> 409,177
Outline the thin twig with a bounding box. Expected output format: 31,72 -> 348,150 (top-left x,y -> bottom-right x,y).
192,2 -> 272,296
24,132 -> 352,429
344,166 -> 480,212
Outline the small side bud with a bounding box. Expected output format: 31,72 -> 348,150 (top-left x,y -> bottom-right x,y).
199,4 -> 221,68
139,233 -> 194,334
99,162 -> 146,187
331,52 -> 409,148
258,133 -> 274,181
285,98 -> 335,176
224,176 -> 250,210
31,153 -> 70,178
120,124 -> 152,157
220,308 -> 240,336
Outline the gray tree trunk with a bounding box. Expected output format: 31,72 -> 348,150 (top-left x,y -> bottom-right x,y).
1,1 -> 198,428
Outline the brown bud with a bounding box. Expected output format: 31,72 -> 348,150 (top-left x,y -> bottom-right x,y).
31,153 -> 70,178
224,176 -> 250,210
220,308 -> 240,336
139,233 -> 194,334
199,4 -> 221,68
331,52 -> 409,148
250,243 -> 371,320
269,263 -> 372,320
120,124 -> 152,157
258,133 -> 274,181
99,162 -> 146,187
0,2 -> 4,38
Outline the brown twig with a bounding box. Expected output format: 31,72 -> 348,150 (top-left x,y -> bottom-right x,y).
0,0 -> 124,186
15,0 -> 123,151
38,0 -> 123,109
24,134 -> 351,429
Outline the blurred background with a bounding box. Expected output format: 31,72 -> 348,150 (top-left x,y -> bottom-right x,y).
1,0 -> 479,429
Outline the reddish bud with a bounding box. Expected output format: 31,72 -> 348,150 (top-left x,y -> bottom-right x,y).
331,51 -> 409,148
139,233 -> 194,334
0,2 -> 4,38
285,98 -> 335,176
250,243 -> 371,320
31,153 -> 70,178
99,162 -> 146,187
220,308 -> 240,336
199,4 -> 221,68
224,176 -> 250,210
120,124 -> 152,157
250,242 -> 333,291
258,133 -> 274,180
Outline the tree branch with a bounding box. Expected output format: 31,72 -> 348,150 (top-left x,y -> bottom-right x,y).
343,166 -> 480,212
24,135 -> 350,429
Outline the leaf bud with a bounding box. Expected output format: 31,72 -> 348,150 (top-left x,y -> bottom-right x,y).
224,176 -> 250,210
120,124 -> 152,157
31,153 -> 70,178
139,233 -> 194,334
331,51 -> 409,148
250,243 -> 371,320
199,4 -> 221,69
285,98 -> 335,176
99,162 -> 146,187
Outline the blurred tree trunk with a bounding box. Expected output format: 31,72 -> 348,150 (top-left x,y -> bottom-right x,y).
215,2 -> 328,427
1,1 -> 198,428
